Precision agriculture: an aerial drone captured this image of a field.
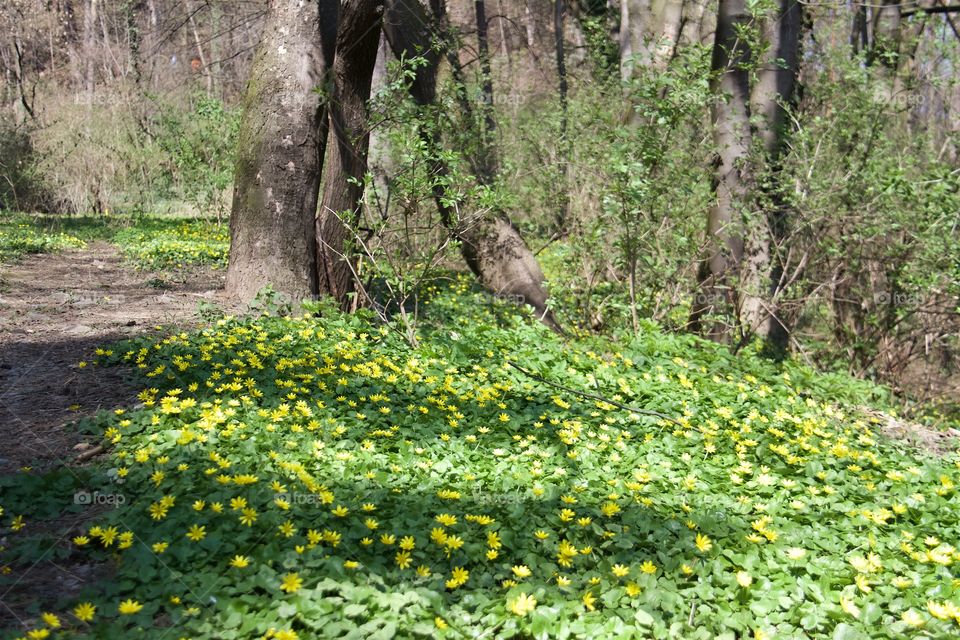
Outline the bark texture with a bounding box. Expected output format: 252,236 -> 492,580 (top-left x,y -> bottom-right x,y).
691,0 -> 802,351
383,0 -> 560,331
225,0 -> 336,303
316,0 -> 385,307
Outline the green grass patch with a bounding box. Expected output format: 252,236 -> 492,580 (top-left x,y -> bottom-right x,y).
0,215 -> 87,262
0,287 -> 957,639
112,218 -> 228,271
0,212 -> 228,270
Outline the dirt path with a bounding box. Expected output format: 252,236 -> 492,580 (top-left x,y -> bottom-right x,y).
0,242 -> 229,475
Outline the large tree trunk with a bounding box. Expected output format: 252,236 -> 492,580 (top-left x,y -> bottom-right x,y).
383,0 -> 561,331
316,0 -> 385,307
225,0 -> 337,303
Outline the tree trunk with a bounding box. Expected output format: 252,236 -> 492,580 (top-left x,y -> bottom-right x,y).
316,0 -> 384,308
689,0 -> 751,341
743,0 -> 801,351
554,0 -> 570,231
225,0 -> 337,303
690,0 -> 801,352
383,0 -> 561,331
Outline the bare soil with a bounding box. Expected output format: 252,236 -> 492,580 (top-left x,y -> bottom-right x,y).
0,242 -> 231,631
0,242 -> 229,475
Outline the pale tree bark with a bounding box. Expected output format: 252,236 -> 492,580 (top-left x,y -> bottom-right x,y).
83,0 -> 99,99
690,0 -> 802,351
316,0 -> 385,307
225,0 -> 337,303
383,0 -> 561,331
619,0 -> 684,79
689,0 -> 751,341
742,0 -> 801,351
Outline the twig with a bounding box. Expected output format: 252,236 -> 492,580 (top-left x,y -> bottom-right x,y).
506,361 -> 682,426
75,444 -> 105,463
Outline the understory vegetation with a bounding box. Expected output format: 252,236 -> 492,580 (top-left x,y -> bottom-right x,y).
0,213 -> 228,270
1,281 -> 958,639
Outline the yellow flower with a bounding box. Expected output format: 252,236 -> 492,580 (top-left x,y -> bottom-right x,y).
582,591 -> 596,611
332,505 -> 349,517
840,596 -> 860,619
556,575 -> 571,587
445,566 -> 469,589
275,630 -> 299,640
901,609 -> 925,627
611,564 -> 630,577
400,536 -> 416,550
695,534 -> 712,553
927,600 -> 951,620
534,530 -> 550,540
434,617 -> 448,630
118,599 -> 143,615
601,502 -> 621,517
435,513 -> 457,526
72,602 -> 96,622
364,517 -> 379,530
186,524 -> 206,542
395,551 -> 412,569
41,613 -> 60,628
73,536 -> 90,546
416,565 -> 431,577
280,573 -> 303,593
736,571 -> 753,588
640,560 -> 657,574
786,547 -> 806,560
230,555 -> 249,568
380,534 -> 396,545
512,565 -> 532,578
625,582 -> 642,597
344,560 -> 360,569
509,592 -> 538,617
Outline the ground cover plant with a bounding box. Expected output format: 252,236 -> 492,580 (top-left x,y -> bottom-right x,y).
0,216 -> 86,263
1,285 -> 958,639
0,213 -> 228,270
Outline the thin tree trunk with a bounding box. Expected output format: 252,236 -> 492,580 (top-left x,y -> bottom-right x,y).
689,0 -> 751,341
83,0 -> 99,100
383,0 -> 561,331
554,0 -> 570,230
316,0 -> 384,307
474,0 -> 498,181
225,0 -> 337,303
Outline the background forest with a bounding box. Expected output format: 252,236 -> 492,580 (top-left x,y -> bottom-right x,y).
3,0 -> 958,415
1,2 -> 960,637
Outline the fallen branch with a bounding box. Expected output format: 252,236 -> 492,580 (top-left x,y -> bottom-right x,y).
506,361 -> 683,426
75,444 -> 105,463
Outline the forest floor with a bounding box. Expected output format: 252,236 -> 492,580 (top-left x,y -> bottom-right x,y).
0,243 -> 229,629
0,242 -> 228,476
